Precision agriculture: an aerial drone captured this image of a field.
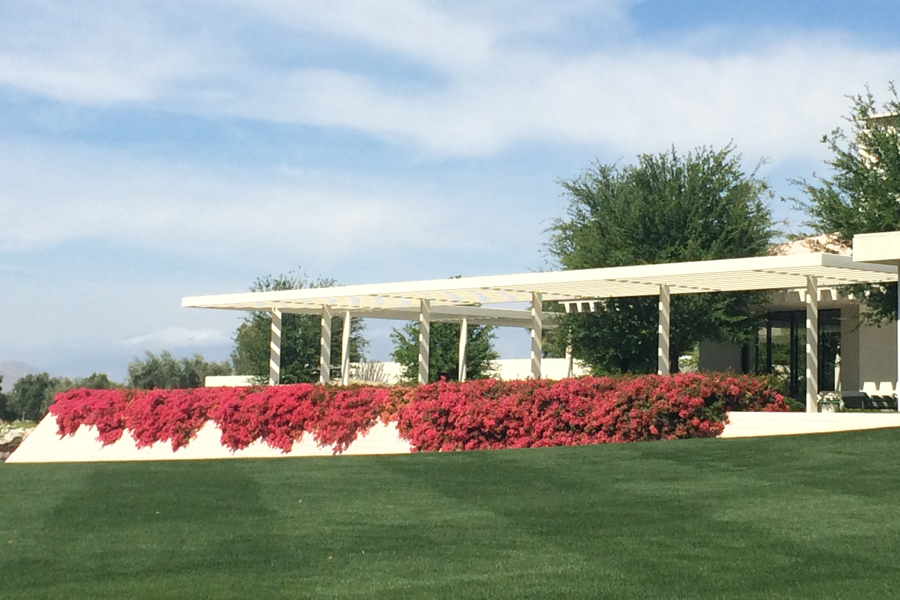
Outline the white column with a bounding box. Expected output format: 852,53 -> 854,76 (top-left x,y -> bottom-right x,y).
268,308 -> 282,386
565,343 -> 574,378
458,318 -> 468,382
531,292 -> 543,379
319,305 -> 333,384
341,311 -> 352,386
658,284 -> 671,375
418,299 -> 431,385
806,276 -> 819,413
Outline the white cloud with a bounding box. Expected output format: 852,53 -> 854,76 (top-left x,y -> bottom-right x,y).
118,326 -> 232,348
0,2 -> 897,165
0,141 -> 494,260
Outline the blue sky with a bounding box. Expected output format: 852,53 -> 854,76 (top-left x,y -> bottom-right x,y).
1,0 -> 898,381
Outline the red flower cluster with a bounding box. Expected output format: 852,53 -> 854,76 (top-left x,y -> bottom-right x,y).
51,384 -> 394,453
50,373 -> 787,454
395,373 -> 788,452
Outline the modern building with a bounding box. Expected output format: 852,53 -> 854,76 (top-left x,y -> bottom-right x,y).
183,231 -> 900,413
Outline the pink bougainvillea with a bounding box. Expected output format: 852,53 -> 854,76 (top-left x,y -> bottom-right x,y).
48,373 -> 788,454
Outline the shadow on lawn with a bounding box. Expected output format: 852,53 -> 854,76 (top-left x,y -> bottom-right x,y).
4,461 -> 306,593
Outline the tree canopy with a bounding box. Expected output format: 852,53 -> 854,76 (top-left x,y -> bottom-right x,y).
6,371 -> 120,421
231,270 -> 368,383
391,321 -> 498,383
547,145 -> 775,374
793,85 -> 900,323
127,351 -> 231,390
0,374 -> 13,421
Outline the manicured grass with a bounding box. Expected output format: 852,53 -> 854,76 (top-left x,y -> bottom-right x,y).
3,430 -> 900,599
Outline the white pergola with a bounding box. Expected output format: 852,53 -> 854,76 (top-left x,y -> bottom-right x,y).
183,251 -> 898,412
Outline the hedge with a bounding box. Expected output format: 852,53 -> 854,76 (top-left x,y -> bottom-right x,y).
50,373 -> 788,454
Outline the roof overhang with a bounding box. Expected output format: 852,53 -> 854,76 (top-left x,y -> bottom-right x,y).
183,252 -> 897,325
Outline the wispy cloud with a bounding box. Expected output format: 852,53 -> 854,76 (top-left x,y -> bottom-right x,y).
118,326 -> 232,348
1,1 -> 895,161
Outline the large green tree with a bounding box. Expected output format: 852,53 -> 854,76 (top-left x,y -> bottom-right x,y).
391,321 -> 498,383
231,270 -> 368,384
127,351 -> 231,389
548,145 -> 775,374
794,85 -> 900,323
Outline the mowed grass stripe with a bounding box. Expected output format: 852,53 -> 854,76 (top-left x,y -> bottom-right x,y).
2,429 -> 899,599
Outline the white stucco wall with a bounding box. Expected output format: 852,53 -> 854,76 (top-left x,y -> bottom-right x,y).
859,318 -> 899,392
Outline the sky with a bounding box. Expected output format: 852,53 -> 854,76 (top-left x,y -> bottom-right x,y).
1,0 -> 899,382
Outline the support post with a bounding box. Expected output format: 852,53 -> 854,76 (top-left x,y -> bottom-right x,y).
341,311 -> 352,386
458,318 -> 468,382
531,292 -> 543,380
418,299 -> 431,385
319,305 -> 333,384
565,343 -> 574,379
806,276 -> 819,413
658,284 -> 671,375
268,308 -> 282,386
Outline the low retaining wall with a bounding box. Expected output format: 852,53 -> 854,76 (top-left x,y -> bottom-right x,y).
6,417 -> 411,464
11,411 -> 900,464
720,411 -> 900,438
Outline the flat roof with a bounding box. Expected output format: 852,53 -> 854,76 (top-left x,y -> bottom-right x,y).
183,253 -> 898,325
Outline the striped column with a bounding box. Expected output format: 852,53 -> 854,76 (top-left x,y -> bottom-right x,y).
268,308 -> 282,386
658,284 -> 671,375
418,299 -> 431,385
806,276 -> 819,413
319,305 -> 333,384
531,292 -> 542,379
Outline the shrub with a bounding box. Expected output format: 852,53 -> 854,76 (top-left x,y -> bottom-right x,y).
48,374 -> 787,454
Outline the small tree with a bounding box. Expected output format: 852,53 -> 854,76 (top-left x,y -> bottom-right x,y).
8,373 -> 56,421
0,374 -> 14,421
231,270 -> 368,383
793,85 -> 900,323
127,351 -> 232,389
548,145 -> 775,374
391,321 -> 498,383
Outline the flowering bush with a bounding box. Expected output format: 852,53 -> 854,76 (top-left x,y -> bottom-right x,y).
394,373 -> 788,452
49,374 -> 787,454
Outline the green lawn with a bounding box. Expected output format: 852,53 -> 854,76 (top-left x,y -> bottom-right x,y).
2,430 -> 899,599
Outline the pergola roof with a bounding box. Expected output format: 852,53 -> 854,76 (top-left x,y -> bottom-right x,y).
183,253 -> 898,323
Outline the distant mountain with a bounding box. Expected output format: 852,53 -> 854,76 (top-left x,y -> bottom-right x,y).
0,361 -> 38,389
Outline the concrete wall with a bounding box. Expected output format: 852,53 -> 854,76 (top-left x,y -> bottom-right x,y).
859,317 -> 899,392
721,411 -> 900,438
839,304 -> 861,392
12,410 -> 900,463
7,417 -> 411,464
